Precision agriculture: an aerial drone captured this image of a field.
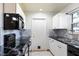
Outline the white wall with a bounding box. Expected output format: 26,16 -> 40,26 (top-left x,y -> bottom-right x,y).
0,4 -> 3,47
60,3 -> 79,13
4,3 -> 16,13
0,3 -> 3,13
25,11 -> 53,29
25,11 -> 53,50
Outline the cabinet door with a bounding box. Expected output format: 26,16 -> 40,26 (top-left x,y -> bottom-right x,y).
49,38 -> 67,56
49,38 -> 54,51
52,15 -> 60,29
59,14 -> 71,29
49,38 -> 56,55
65,15 -> 72,30
54,40 -> 67,56
59,14 -> 65,28
51,39 -> 59,55
58,42 -> 67,56
52,13 -> 71,29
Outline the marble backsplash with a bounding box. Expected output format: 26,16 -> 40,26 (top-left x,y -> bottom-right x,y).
48,29 -> 79,41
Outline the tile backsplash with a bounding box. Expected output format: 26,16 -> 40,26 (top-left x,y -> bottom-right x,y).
72,34 -> 79,40
48,29 -> 79,41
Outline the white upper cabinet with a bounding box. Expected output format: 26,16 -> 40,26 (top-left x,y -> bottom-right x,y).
52,13 -> 71,30
52,14 -> 60,29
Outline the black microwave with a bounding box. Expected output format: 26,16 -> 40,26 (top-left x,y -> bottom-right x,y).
4,13 -> 24,30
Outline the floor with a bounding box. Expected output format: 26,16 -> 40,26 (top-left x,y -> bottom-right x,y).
25,51 -> 53,56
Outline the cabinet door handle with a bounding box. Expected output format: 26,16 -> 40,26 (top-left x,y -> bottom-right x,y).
57,46 -> 61,48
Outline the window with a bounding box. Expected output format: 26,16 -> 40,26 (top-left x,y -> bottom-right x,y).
72,11 -> 79,32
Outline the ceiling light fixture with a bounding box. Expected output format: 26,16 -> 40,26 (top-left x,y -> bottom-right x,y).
40,9 -> 43,11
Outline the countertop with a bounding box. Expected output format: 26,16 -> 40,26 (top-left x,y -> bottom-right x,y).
49,36 -> 79,49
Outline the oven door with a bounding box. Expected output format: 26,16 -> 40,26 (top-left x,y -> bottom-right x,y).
4,34 -> 16,54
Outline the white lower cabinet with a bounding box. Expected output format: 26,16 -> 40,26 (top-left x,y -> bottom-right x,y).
49,38 -> 67,56
49,39 -> 56,55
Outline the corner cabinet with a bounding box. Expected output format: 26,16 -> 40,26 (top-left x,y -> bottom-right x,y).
49,38 -> 67,56
52,13 -> 71,30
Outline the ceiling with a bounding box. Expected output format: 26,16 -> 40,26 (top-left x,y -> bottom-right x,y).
19,3 -> 71,13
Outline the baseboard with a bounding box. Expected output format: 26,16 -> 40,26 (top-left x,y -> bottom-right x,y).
30,49 -> 49,52
29,49 -> 54,56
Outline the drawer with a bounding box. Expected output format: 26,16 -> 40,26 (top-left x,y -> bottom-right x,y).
53,39 -> 67,56
49,38 -> 67,56
55,40 -> 67,48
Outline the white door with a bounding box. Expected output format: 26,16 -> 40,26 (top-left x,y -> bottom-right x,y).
31,18 -> 49,50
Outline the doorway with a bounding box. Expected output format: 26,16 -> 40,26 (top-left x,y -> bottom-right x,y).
31,18 -> 49,51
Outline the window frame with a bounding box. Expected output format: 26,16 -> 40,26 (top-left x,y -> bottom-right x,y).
72,11 -> 79,32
